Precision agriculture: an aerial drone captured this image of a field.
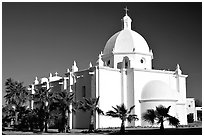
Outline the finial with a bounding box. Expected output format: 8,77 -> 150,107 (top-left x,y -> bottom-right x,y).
96,52 -> 104,66
67,68 -> 70,73
124,6 -> 129,16
72,60 -> 78,72
55,72 -> 58,76
175,64 -> 182,75
177,64 -> 180,69
49,73 -> 52,77
34,76 -> 39,85
99,53 -> 102,59
89,62 -> 93,68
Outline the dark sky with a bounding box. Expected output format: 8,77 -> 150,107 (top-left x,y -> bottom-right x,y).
2,2 -> 202,104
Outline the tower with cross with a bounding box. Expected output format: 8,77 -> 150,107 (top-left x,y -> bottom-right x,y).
122,6 -> 132,29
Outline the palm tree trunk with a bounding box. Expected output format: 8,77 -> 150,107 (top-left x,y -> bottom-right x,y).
44,120 -> 48,132
15,111 -> 18,126
89,110 -> 94,132
160,118 -> 164,131
66,109 -> 70,133
59,110 -> 66,133
120,120 -> 125,133
44,106 -> 49,132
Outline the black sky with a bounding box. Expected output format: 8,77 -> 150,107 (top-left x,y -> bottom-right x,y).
2,2 -> 202,104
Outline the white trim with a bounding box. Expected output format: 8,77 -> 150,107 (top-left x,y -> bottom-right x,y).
176,103 -> 186,105
133,68 -> 188,77
103,51 -> 153,58
98,66 -> 120,72
139,99 -> 178,103
113,51 -> 153,57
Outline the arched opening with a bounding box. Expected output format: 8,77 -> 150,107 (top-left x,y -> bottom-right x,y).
123,56 -> 130,69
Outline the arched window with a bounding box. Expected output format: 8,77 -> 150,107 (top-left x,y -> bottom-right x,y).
107,60 -> 110,66
123,56 -> 130,69
125,61 -> 128,68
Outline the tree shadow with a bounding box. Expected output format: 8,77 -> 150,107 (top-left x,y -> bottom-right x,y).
109,128 -> 202,135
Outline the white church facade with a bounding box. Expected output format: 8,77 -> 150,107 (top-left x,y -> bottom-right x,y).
31,11 -> 188,129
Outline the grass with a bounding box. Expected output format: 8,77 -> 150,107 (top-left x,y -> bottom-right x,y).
3,127 -> 202,135
109,127 -> 202,135
2,122 -> 202,135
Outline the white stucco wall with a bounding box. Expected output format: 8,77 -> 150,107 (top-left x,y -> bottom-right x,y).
70,70 -> 93,129
126,69 -> 137,126
113,53 -> 152,69
97,67 -> 122,128
132,69 -> 187,126
176,76 -> 187,125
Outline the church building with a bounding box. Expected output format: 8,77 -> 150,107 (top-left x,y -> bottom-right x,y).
31,10 -> 188,129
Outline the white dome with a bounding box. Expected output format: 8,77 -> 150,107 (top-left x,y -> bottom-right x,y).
141,80 -> 178,101
103,29 -> 150,55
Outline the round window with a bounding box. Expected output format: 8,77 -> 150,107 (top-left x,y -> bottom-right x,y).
140,58 -> 146,64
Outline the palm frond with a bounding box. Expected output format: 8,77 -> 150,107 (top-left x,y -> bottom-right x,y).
156,105 -> 171,117
142,109 -> 156,124
96,107 -> 104,115
95,96 -> 100,106
106,110 -> 119,117
127,114 -> 138,123
168,116 -> 180,127
119,104 -> 127,114
84,97 -> 92,104
112,106 -> 119,113
128,105 -> 135,114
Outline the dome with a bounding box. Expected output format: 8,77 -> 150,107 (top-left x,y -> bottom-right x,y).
103,13 -> 150,55
141,80 -> 178,101
103,29 -> 150,55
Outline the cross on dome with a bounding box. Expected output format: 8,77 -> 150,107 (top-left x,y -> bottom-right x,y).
122,7 -> 132,30
124,6 -> 129,15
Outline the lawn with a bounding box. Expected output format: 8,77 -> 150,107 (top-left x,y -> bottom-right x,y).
109,127 -> 202,135
2,127 -> 202,135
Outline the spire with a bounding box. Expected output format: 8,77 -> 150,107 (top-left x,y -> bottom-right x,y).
175,64 -> 182,75
73,61 -> 76,66
96,52 -> 104,66
34,77 -> 39,85
66,68 -> 70,73
177,64 -> 180,69
49,73 -> 52,78
72,60 -> 78,72
89,62 -> 93,68
122,6 -> 132,30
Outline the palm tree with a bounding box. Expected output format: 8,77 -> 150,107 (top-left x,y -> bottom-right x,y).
142,105 -> 180,131
4,78 -> 28,126
106,103 -> 138,133
80,96 -> 104,132
33,86 -> 53,132
52,90 -> 75,133
2,105 -> 15,128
